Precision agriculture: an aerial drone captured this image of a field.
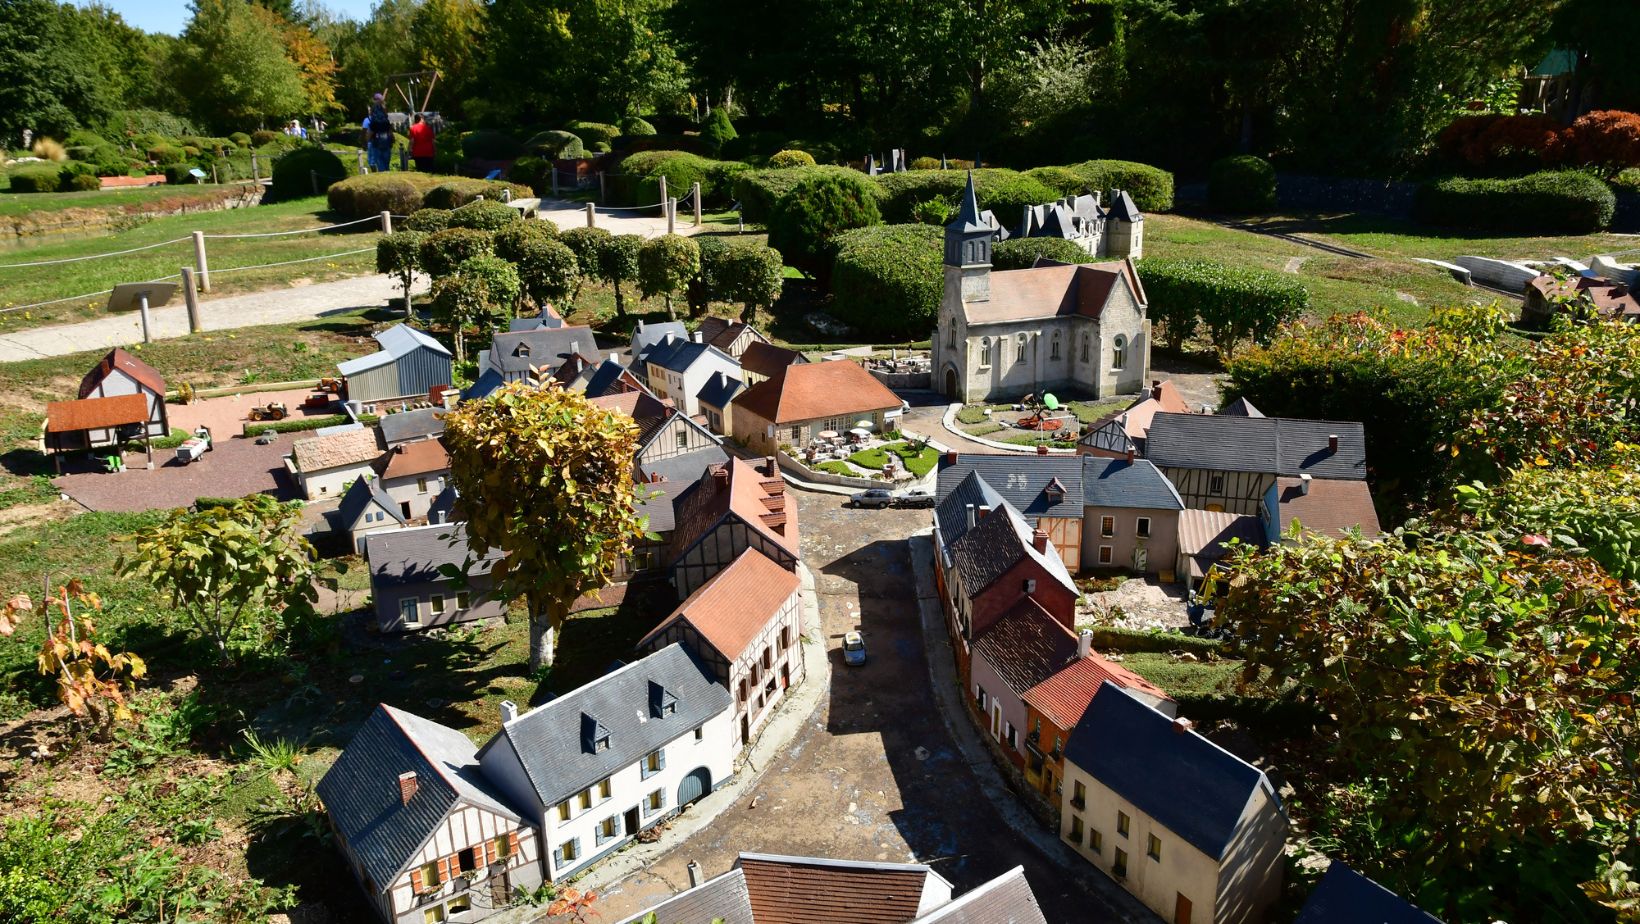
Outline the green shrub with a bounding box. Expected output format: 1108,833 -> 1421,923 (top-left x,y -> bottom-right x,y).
1140,258 -> 1309,359
769,149 -> 817,169
251,129 -> 281,147
229,131 -> 252,148
909,198 -> 954,225
1208,155 -> 1277,213
268,145 -> 347,203
590,141 -> 612,154
403,208 -> 453,232
830,224 -> 943,338
909,156 -> 943,170
559,226 -> 612,282
102,109 -> 197,139
613,150 -> 724,207
1412,171 -> 1616,233
1067,160 -> 1175,212
620,116 -> 656,136
734,165 -> 883,223
875,168 -> 1058,224
448,200 -> 521,231
146,142 -> 186,165
704,161 -> 750,205
493,221 -> 559,263
1086,625 -> 1225,656
461,130 -> 524,160
244,412 -> 355,437
513,237 -> 579,308
564,121 -> 619,147
64,172 -> 101,192
1024,166 -> 1087,196
522,130 -> 586,160
453,254 -> 521,311
993,237 -> 1094,270
699,109 -> 737,155
419,227 -> 496,278
423,179 -> 533,210
6,166 -> 63,194
507,156 -> 552,195
327,172 -> 447,218
769,172 -> 883,279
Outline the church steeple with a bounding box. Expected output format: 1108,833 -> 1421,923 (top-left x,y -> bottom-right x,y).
944,171 -> 993,302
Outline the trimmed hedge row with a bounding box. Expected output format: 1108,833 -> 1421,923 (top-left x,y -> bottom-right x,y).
243,412 -> 377,437
733,165 -> 884,223
1140,258 -> 1309,357
992,237 -> 1094,269
1413,170 -> 1616,233
1086,625 -> 1225,656
1029,160 -> 1176,212
830,224 -> 944,339
328,173 -> 447,218
875,168 -> 1059,224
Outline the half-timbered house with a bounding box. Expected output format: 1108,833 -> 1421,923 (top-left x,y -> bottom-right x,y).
668,457 -> 799,599
1143,412 -> 1367,515
78,347 -> 169,441
935,452 -> 1085,571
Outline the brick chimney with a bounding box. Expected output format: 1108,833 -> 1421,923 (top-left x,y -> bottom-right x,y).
712,466 -> 730,488
763,455 -> 777,477
944,451 -> 959,465
1172,717 -> 1193,735
1125,447 -> 1135,463
1078,628 -> 1093,659
1032,529 -> 1049,553
1151,380 -> 1162,400
977,505 -> 991,520
1328,434 -> 1339,453
398,771 -> 418,805
1036,444 -> 1049,455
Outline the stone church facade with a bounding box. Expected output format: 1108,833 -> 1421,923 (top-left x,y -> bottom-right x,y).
931,174 -> 1151,404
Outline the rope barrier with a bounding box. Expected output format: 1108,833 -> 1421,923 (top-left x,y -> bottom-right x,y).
202,215 -> 384,239
1,274 -> 181,315
0,237 -> 191,269
207,248 -> 376,276
592,189 -> 697,214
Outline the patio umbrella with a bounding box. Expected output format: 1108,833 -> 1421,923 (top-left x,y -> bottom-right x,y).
849,427 -> 871,438
818,430 -> 839,440
853,419 -> 875,431
1042,393 -> 1060,410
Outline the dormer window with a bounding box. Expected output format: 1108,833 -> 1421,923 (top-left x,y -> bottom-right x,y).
516,343 -> 530,356
582,713 -> 610,754
649,680 -> 678,718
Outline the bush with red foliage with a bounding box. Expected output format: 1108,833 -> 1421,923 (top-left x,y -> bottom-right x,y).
1436,114 -> 1563,173
1564,110 -> 1640,177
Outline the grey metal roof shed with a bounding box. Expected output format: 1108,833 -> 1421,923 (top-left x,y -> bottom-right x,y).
338,324 -> 452,406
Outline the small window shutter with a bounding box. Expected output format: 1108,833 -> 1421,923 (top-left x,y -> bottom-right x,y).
410,868 -> 424,893
507,831 -> 521,858
484,839 -> 496,865
438,857 -> 451,883
657,749 -> 666,771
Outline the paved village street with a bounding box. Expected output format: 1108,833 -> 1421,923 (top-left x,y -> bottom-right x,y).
592,489 -> 1134,923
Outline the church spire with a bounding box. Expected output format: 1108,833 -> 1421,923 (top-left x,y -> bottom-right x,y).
955,170 -> 984,230
944,170 -> 992,301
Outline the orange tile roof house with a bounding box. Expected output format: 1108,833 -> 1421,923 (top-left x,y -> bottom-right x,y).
45,394 -> 152,466
731,360 -> 903,456
638,548 -> 805,747
1078,379 -> 1190,458
78,347 -> 169,442
374,439 -> 451,521
1263,475 -> 1381,542
669,457 -> 798,598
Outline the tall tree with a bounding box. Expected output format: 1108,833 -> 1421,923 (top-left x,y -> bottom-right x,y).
411,0 -> 486,105
0,0 -> 118,142
443,381 -> 650,670
168,0 -> 308,131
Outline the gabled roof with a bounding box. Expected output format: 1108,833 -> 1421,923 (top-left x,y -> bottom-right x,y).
367,522 -> 503,589
45,394 -> 148,433
669,458 -> 798,563
911,866 -> 1046,924
959,260 -> 1146,325
639,410 -> 720,459
739,852 -> 946,924
508,304 -> 565,331
337,475 -> 407,529
947,501 -> 1076,599
696,371 -> 744,409
634,482 -> 676,535
1092,380 -> 1191,441
583,358 -> 647,399
1177,509 -> 1264,578
638,444 -> 731,490
1273,477 -> 1381,539
79,347 -> 164,398
1066,683 -> 1279,860
1107,189 -> 1142,223
731,360 -> 901,426
377,406 -> 445,446
1217,397 -> 1264,418
640,548 -> 801,660
609,868 -> 755,924
1145,412 -> 1368,479
1528,273 -> 1639,320
936,454 -> 1083,521
972,597 -> 1080,696
1077,417 -> 1136,456
292,427 -> 382,473
934,470 -> 1007,549
631,320 -> 687,358
316,704 -> 524,892
1295,863 -> 1442,924
428,485 -> 459,524
739,341 -> 805,379
1081,457 -> 1183,510
696,317 -> 766,353
462,368 -> 505,402
1023,649 -> 1171,731
477,644 -> 731,806
487,326 -> 598,375
338,324 -> 449,375
590,390 -> 676,447
376,439 -> 449,480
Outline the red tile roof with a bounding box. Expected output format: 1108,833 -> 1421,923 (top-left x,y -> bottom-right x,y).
739,341 -> 804,379
1274,476 -> 1381,539
79,347 -> 165,398
739,854 -> 933,924
1024,651 -> 1171,731
377,438 -> 449,480
639,548 -> 800,659
1097,379 -> 1190,440
292,427 -> 382,472
45,394 -> 149,434
696,317 -> 747,351
1528,274 -> 1639,320
670,457 -> 798,561
961,259 -> 1145,325
731,360 -> 900,425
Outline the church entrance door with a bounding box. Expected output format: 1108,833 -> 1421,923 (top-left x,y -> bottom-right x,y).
944,368 -> 958,399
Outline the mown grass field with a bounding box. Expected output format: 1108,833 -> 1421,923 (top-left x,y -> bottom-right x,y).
1236,211 -> 1640,262
0,183 -> 247,218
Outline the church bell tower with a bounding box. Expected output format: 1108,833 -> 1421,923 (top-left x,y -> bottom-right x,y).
944,171 -> 992,303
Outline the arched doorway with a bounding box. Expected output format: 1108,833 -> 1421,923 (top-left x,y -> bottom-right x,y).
677,767 -> 712,807
944,367 -> 958,399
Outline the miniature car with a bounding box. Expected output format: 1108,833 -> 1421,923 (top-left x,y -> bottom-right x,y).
842,631 -> 867,666
893,489 -> 935,509
850,488 -> 894,508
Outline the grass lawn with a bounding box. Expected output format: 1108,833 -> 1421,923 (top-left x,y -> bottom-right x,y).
0,197 -> 380,328
813,460 -> 857,477
1066,397 -> 1131,424
1119,652 -> 1248,699
1235,211 -> 1640,262
848,440 -> 940,476
0,183 -> 248,219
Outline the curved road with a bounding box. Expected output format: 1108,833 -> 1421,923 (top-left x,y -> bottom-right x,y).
592,490 -> 1133,921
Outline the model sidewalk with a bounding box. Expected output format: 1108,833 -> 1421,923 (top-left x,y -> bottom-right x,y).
908,531 -> 1162,924
0,274 -> 428,362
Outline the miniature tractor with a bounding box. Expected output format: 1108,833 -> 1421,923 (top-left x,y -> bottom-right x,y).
247,402 -> 288,422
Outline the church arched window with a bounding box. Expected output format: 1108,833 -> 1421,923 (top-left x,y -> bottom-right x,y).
979,338 -> 992,368
1050,331 -> 1061,360
946,319 -> 955,350
1081,333 -> 1091,363
1113,335 -> 1128,371
1016,333 -> 1028,364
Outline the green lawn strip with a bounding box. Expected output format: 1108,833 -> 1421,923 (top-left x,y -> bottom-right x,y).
1117,652 -> 1249,699
963,423 -> 1003,437
0,197 -> 379,328
998,430 -> 1076,448
0,183 -> 247,218
1066,397 -> 1130,424
1235,211 -> 1638,262
813,460 -> 857,477
955,403 -> 1011,424
848,440 -> 939,476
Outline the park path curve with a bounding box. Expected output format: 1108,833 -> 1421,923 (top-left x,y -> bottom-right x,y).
0,274 -> 427,363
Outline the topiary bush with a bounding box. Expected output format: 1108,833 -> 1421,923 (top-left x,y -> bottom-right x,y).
620,116 -> 657,137
1208,155 -> 1277,213
403,208 -> 453,232
769,172 -> 884,280
993,237 -> 1095,270
422,179 -> 534,210
493,221 -> 559,263
64,172 -> 101,192
377,230 -> 427,307
447,200 -> 521,231
1435,114 -> 1564,174
1412,171 -> 1616,233
558,226 -> 612,289
327,173 -> 447,218
769,149 -> 817,169
1563,110 -> 1640,177
268,145 -> 348,203
522,130 -> 585,161
733,165 -> 884,224
419,227 -> 496,278
830,224 -> 943,339
875,168 -> 1059,225
146,142 -> 186,165
699,109 -> 737,156
610,150 -> 734,207
909,156 -> 944,170
1023,166 -> 1087,197
1067,160 -> 1175,212
251,129 -> 282,147
229,131 -> 252,148
7,165 -> 64,193
1139,258 -> 1309,359
564,121 -> 619,147
461,130 -> 525,160
513,237 -> 580,309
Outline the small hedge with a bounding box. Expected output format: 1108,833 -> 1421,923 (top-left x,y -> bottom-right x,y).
874,168 -> 1059,225
1086,625 -> 1225,656
423,179 -> 533,210
620,116 -> 656,137
769,149 -> 818,169
328,172 -> 448,218
830,224 -> 943,338
524,130 -> 586,160
769,173 -> 883,279
493,221 -> 559,263
1140,258 -> 1309,358
733,165 -> 884,223
1065,160 -> 1175,212
993,237 -> 1094,270
563,121 -> 619,147
7,165 -> 68,193
1208,155 -> 1277,213
268,146 -> 348,203
447,200 -> 521,231
403,208 -> 453,232
243,412 -> 378,437
1413,170 -> 1616,233
419,227 -> 496,278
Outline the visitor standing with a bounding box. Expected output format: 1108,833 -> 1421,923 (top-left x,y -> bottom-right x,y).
366,93 -> 393,173
285,119 -> 307,140
409,113 -> 436,172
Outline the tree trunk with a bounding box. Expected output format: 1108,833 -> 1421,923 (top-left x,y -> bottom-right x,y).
455,328 -> 467,367
613,281 -> 627,318
527,594 -> 568,671
403,275 -> 414,318
665,294 -> 676,320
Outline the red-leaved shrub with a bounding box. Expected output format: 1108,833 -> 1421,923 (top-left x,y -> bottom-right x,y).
1564,110 -> 1640,177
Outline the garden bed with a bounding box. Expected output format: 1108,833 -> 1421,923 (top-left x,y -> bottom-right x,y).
847,439 -> 939,477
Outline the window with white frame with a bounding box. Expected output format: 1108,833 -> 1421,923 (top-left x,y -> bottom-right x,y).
1209,474 -> 1225,493
423,905 -> 445,924
400,598 -> 420,627
430,595 -> 445,615
556,838 -> 580,865
417,477 -> 428,494
1100,515 -> 1115,538
1099,545 -> 1113,564
1112,335 -> 1127,371
595,815 -> 617,845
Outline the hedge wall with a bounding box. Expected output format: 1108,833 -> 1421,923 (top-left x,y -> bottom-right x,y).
874,168 -> 1059,224
1208,155 -> 1277,213
1413,171 -> 1616,233
733,165 -> 884,223
993,237 -> 1094,270
328,173 -> 448,218
422,179 -> 533,210
830,224 -> 943,339
1085,625 -> 1225,656
267,146 -> 347,203
1140,258 -> 1309,357
607,150 -> 743,208
1064,160 -> 1176,212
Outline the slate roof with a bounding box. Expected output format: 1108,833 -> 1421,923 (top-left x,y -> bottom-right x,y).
377,406 -> 445,446
428,485 -> 459,524
635,482 -> 677,534
1081,457 -> 1183,510
1144,412 -> 1367,479
45,394 -> 148,433
640,548 -> 800,660
1295,863 -> 1442,924
376,439 -> 449,480
508,304 -> 565,332
487,326 -> 598,376
583,358 -> 646,398
638,445 -> 732,490
1107,189 -> 1142,223
79,347 -> 165,398
338,324 -> 449,375
912,867 -> 1046,924
739,852 -> 942,924
696,371 -> 744,409
936,454 -> 1083,521
316,704 -> 524,892
631,320 -> 687,358
367,522 -> 503,590
292,427 -> 382,472
1217,397 -> 1264,418
739,341 -> 804,380
1273,477 -> 1381,539
589,390 -> 675,447
959,260 -> 1146,326
732,360 -> 901,425
947,501 -> 1076,599
477,644 -> 731,806
972,598 -> 1080,696
934,470 -> 1007,550
696,317 -> 762,353
337,476 -> 407,529
609,868 -> 755,924
1066,682 -> 1278,860
462,368 -> 505,402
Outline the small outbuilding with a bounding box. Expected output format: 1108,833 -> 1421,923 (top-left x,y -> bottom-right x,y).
45,394 -> 153,471
338,324 -> 452,407
79,347 -> 169,440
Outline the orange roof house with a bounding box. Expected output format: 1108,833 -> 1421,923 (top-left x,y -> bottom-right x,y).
1078,379 -> 1189,458
731,360 -> 902,455
669,457 -> 799,598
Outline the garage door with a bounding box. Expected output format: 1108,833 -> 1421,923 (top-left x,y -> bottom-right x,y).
677,767 -> 711,807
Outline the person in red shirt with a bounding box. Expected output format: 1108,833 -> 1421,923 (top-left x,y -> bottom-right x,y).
408,114 -> 436,172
